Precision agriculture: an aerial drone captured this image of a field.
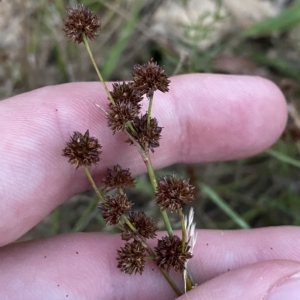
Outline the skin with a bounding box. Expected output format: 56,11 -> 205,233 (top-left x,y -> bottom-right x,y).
0,73 -> 298,300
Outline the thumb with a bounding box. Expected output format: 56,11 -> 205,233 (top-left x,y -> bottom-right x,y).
177,260 -> 300,300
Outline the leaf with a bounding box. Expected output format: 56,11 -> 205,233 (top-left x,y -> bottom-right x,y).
243,1 -> 300,37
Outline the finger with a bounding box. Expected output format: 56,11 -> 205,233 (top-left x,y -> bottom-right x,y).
0,233 -> 178,300
0,74 -> 287,245
1,227 -> 299,299
177,260 -> 300,300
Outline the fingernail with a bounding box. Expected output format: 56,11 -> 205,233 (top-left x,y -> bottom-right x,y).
267,272 -> 300,300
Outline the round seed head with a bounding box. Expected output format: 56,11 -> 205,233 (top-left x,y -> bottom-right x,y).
155,235 -> 192,273
132,58 -> 170,97
117,240 -> 146,275
62,130 -> 101,169
63,4 -> 101,44
107,101 -> 140,133
126,113 -> 162,153
121,211 -> 157,241
102,164 -> 135,191
156,174 -> 195,211
99,194 -> 133,225
110,82 -> 143,105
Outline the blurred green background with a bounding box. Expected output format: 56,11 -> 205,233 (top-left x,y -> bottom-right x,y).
1,0 -> 300,240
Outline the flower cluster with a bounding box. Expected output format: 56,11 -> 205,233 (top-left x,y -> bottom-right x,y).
155,235 -> 192,273
126,113 -> 163,153
121,211 -> 158,241
62,130 -> 102,169
156,174 -> 195,211
63,4 -> 101,44
132,58 -> 170,97
102,164 -> 135,191
107,82 -> 143,133
117,240 -> 146,275
99,194 -> 132,225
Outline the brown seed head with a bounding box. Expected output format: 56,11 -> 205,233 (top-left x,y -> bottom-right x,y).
117,240 -> 146,275
62,130 -> 101,169
99,194 -> 133,225
110,82 -> 143,105
102,164 -> 135,191
63,4 -> 101,44
126,113 -> 162,153
155,235 -> 192,273
107,101 -> 140,133
122,211 -> 157,241
156,174 -> 195,211
132,58 -> 170,97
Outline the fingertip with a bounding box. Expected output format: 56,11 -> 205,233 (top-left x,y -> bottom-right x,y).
165,74 -> 287,163
176,260 -> 300,300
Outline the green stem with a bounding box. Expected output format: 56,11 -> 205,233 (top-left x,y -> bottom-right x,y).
82,33 -> 115,105
73,196 -> 99,232
125,129 -> 173,236
121,215 -> 136,233
145,155 -> 173,237
83,166 -> 105,203
160,269 -> 182,296
125,121 -> 137,135
147,92 -> 154,128
143,239 -> 181,296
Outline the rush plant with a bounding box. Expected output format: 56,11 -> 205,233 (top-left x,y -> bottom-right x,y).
62,4 -> 197,296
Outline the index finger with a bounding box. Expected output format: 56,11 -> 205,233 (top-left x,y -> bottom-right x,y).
0,74 -> 287,246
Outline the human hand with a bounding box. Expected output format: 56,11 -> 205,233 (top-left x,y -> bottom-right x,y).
1,74 -> 297,300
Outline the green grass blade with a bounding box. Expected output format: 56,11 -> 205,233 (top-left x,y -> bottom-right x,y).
266,149 -> 300,168
200,183 -> 251,229
243,1 -> 300,37
72,197 -> 99,232
101,0 -> 143,79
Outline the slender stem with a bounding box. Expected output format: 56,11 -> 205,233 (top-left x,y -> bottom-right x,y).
178,208 -> 186,252
73,196 -> 99,232
143,239 -> 181,296
159,269 -> 182,296
145,154 -> 173,237
185,274 -> 193,292
83,166 -> 105,203
82,33 -> 115,105
125,121 -> 137,135
177,208 -> 194,291
124,129 -> 174,236
121,215 -> 137,232
147,92 -> 154,128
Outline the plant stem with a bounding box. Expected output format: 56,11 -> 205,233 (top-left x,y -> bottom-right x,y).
143,239 -> 181,296
82,33 -> 115,105
178,208 -> 186,251
177,208 -> 194,291
83,166 -> 105,203
160,269 -> 182,296
73,196 -> 99,232
145,154 -> 173,237
125,121 -> 137,135
147,92 -> 154,128
121,214 -> 136,232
